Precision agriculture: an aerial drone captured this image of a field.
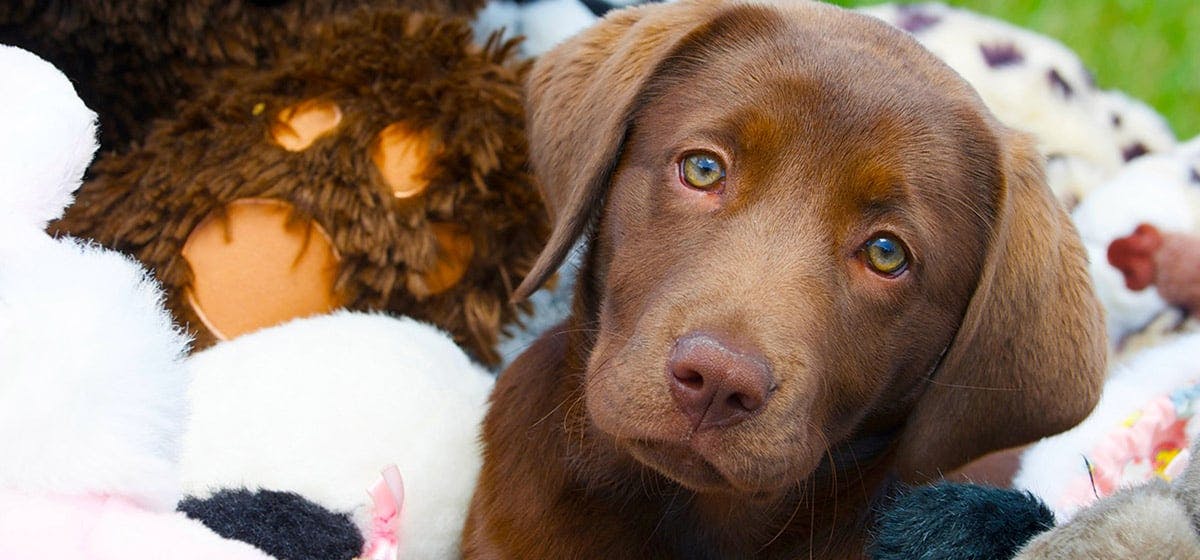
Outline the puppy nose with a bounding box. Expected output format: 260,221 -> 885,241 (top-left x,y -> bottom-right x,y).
667,332 -> 775,429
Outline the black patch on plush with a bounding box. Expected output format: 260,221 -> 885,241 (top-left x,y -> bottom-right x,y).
980,42 -> 1023,68
1047,68 -> 1074,98
1122,142 -> 1150,162
1111,112 -> 1123,128
579,0 -> 612,15
578,0 -> 660,17
178,488 -> 363,560
1190,167 -> 1200,185
869,482 -> 1054,560
897,5 -> 941,33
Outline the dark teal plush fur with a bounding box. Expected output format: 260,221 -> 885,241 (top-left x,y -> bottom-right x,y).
870,482 -> 1055,560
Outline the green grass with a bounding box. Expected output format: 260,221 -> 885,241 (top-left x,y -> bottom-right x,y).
826,0 -> 1200,140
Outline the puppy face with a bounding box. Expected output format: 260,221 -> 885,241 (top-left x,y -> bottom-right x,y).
517,0 -> 1104,497
582,19 -> 997,493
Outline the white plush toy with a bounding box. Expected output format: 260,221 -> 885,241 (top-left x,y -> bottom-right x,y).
859,2 -> 1177,206
179,311 -> 495,559
1071,137 -> 1200,344
0,44 -> 275,560
1015,331 -> 1200,522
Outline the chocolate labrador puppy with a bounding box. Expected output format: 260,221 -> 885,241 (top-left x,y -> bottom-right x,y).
465,1 -> 1107,558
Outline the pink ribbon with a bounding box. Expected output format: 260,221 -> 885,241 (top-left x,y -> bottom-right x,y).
362,464 -> 405,560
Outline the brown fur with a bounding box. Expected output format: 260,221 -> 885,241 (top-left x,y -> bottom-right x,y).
1014,482 -> 1200,559
0,0 -> 484,149
53,9 -> 547,366
465,0 -> 1107,557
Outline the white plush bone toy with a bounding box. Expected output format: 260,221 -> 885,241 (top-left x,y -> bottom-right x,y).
0,44 -> 276,560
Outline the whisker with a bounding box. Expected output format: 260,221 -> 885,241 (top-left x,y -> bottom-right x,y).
808,476 -> 817,560
923,379 -> 1020,392
818,429 -> 838,560
760,475 -> 805,551
646,483 -> 683,546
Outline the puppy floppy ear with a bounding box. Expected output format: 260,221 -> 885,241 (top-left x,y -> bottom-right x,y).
513,0 -> 732,300
895,132 -> 1107,480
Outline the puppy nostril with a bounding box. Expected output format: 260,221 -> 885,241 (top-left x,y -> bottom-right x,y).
673,367 -> 704,390
730,392 -> 760,413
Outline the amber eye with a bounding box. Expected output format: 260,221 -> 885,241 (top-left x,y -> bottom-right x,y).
863,236 -> 908,276
679,152 -> 726,190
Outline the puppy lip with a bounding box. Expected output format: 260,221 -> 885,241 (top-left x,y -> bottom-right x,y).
623,438 -> 732,492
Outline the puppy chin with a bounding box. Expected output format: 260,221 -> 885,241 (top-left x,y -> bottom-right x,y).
620,435 -> 819,496
624,438 -> 733,492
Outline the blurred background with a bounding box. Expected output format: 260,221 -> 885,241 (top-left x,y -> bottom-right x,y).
829,0 -> 1200,139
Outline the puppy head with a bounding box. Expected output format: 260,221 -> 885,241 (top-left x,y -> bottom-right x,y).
519,0 -> 1105,493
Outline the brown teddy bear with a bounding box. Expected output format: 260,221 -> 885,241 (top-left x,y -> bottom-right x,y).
51,7 -> 547,366
0,0 -> 485,150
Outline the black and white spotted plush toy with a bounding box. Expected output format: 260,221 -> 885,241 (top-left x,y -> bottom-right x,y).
859,2 -> 1177,208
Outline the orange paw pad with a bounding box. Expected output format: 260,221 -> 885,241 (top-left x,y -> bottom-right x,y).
182,198 -> 343,340
270,99 -> 343,152
406,222 -> 474,297
371,122 -> 435,199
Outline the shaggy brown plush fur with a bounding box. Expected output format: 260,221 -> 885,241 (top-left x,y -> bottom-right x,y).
0,0 -> 485,149
53,9 -> 547,366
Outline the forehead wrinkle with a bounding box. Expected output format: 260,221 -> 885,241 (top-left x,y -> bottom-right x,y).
859,189 -> 913,224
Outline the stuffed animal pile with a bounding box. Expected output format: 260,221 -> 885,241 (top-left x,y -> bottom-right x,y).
1,24 -> 498,560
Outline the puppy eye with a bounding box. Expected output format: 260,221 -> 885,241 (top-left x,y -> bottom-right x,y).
679,151 -> 726,191
862,236 -> 908,276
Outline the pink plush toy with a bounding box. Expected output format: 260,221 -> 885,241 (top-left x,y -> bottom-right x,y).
1108,223 -> 1200,317
0,44 -> 276,560
0,494 -> 276,560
